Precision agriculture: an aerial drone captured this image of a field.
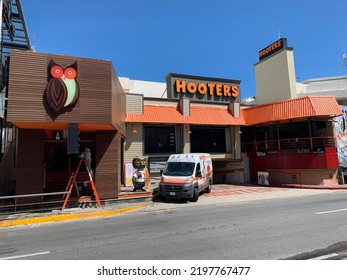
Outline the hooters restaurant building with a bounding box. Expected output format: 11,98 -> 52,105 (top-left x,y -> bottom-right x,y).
2,50 -> 245,201
123,73 -> 246,185
2,44 -> 343,202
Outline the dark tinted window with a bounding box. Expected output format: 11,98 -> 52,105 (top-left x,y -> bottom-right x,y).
144,126 -> 176,154
190,127 -> 226,153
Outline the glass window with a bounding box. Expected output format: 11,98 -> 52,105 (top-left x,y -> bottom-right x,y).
163,162 -> 195,176
191,127 -> 226,153
144,126 -> 176,154
195,163 -> 201,174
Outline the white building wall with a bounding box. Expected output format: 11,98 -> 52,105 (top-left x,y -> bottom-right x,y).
297,76 -> 347,105
120,77 -> 167,98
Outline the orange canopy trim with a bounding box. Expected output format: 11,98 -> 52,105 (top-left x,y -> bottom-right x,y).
11,121 -> 115,131
242,96 -> 342,126
126,105 -> 245,125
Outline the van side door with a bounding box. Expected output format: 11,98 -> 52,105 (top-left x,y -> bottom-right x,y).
195,162 -> 207,191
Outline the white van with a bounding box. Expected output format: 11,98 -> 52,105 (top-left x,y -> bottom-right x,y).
158,153 -> 213,202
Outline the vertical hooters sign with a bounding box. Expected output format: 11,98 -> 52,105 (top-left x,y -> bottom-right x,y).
166,73 -> 241,104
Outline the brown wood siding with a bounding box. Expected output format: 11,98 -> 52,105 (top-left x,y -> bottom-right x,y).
7,50 -> 125,129
8,52 -> 48,122
16,129 -> 45,201
111,67 -> 126,136
79,59 -> 112,124
95,131 -> 121,199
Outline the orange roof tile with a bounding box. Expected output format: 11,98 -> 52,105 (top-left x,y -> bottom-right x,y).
190,106 -> 245,125
127,96 -> 341,127
242,96 -> 342,126
126,105 -> 245,125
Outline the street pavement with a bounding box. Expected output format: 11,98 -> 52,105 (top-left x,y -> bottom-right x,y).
1,183 -> 346,228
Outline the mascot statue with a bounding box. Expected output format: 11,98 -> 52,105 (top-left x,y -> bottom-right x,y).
132,157 -> 149,192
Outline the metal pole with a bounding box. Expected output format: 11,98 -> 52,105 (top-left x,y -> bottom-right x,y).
276,122 -> 280,155
308,120 -> 313,151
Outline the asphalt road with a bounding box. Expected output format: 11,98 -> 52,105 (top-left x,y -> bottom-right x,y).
1,190 -> 347,260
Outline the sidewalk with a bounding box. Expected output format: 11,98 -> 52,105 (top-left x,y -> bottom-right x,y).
0,183 -> 160,228
1,182 -> 346,228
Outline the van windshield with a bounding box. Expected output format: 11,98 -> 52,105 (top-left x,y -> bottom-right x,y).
163,162 -> 195,176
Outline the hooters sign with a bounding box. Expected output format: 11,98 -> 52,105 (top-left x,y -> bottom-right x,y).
166,73 -> 241,104
258,38 -> 287,61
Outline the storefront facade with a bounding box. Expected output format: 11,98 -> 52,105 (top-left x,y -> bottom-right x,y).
241,96 -> 342,186
122,71 -> 342,187
6,50 -> 126,200
123,73 -> 246,185
2,48 -> 344,201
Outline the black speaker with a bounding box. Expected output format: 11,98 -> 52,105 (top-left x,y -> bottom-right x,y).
67,123 -> 79,155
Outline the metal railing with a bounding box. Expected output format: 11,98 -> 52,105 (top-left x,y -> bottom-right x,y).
242,136 -> 336,154
0,191 -> 70,218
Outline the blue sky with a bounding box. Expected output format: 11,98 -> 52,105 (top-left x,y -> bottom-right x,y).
22,0 -> 347,99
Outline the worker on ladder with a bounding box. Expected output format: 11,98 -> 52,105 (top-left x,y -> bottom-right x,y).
62,146 -> 100,210
81,146 -> 92,177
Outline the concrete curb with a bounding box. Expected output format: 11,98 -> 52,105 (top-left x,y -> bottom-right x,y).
0,201 -> 153,228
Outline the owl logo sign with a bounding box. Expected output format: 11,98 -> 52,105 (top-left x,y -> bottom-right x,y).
45,59 -> 80,114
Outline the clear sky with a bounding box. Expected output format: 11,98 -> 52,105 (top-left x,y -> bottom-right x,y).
22,0 -> 347,99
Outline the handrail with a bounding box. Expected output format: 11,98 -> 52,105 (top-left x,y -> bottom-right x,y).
0,191 -> 71,216
0,191 -> 69,200
242,136 -> 336,153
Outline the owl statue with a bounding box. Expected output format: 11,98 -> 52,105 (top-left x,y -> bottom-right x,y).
45,59 -> 80,113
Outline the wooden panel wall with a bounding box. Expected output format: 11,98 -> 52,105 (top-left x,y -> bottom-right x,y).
16,129 -> 45,199
111,67 -> 126,136
95,131 -> 121,199
7,50 -> 125,128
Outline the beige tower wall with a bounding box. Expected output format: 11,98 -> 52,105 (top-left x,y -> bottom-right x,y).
255,48 -> 297,104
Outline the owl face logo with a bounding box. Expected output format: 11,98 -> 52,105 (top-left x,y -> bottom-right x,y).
45,59 -> 80,113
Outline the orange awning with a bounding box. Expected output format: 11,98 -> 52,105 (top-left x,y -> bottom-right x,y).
242,96 -> 342,126
127,96 -> 341,127
126,105 -> 245,125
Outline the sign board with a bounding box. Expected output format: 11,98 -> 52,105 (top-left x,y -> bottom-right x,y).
166,73 -> 241,104
148,157 -> 168,174
258,38 -> 287,61
258,171 -> 269,186
124,163 -> 135,187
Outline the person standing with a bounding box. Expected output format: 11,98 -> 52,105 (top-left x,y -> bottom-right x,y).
82,146 -> 92,176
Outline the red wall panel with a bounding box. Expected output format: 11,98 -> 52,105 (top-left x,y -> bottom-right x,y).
249,152 -> 339,182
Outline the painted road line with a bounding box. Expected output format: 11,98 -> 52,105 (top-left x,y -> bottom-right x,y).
0,202 -> 153,227
309,253 -> 339,260
0,251 -> 50,260
316,208 -> 347,215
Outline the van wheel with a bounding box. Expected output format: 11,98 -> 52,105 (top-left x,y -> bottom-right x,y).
205,181 -> 212,193
191,188 -> 199,202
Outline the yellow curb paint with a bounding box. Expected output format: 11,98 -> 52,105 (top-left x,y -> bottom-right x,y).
0,202 -> 153,228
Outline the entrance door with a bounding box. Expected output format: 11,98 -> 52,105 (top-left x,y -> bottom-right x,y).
44,131 -> 95,195
44,140 -> 70,193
